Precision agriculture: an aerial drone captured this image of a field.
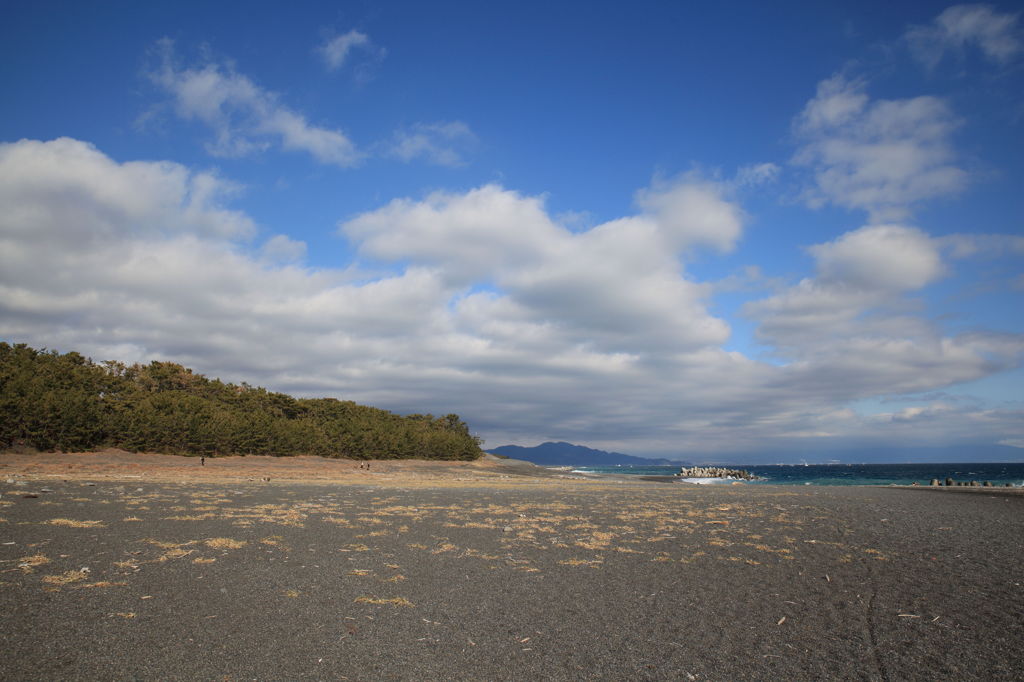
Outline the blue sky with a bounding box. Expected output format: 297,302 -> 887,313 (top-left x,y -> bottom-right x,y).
2,0 -> 1022,460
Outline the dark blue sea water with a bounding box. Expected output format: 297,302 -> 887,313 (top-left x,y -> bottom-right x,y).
568,462 -> 1024,486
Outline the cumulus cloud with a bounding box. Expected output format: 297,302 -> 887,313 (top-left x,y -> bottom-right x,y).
746,224 -> 946,349
386,121 -> 478,167
0,137 -> 254,244
744,223 -> 1022,404
809,224 -> 944,292
342,177 -> 739,353
2,138 -> 1021,456
907,4 -> 1022,68
793,75 -> 967,221
634,177 -> 745,253
147,39 -> 360,166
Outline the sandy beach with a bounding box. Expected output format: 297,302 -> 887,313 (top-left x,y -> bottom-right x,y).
2,452 -> 1023,680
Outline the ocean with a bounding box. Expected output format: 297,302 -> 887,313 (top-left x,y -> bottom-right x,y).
568,462 -> 1024,487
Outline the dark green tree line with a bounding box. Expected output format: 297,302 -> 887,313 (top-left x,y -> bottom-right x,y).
0,343 -> 482,461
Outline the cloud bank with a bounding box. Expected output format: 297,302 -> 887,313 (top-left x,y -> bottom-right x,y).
2,137 -> 1021,456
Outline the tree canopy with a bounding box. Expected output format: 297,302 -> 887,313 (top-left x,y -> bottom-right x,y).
0,343 -> 482,461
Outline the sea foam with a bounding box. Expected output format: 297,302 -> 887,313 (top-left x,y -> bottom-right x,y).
676,477 -> 740,485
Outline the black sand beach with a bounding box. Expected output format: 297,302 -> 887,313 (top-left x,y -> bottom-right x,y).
2,476 -> 1023,680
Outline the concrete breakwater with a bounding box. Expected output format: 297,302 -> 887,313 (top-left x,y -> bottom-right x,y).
930,478 -> 1013,488
676,466 -> 755,480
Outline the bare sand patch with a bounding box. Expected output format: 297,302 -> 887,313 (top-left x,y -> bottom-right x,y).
0,449 -> 618,490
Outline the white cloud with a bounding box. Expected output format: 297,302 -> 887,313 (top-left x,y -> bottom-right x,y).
937,232 -> 1024,258
744,223 -> 1022,402
2,138 -> 1021,456
907,4 -> 1022,68
260,234 -> 307,264
148,39 -> 360,167
387,121 -> 478,167
342,184 -> 562,284
735,162 -> 781,187
318,30 -> 371,71
746,224 -> 945,349
809,224 -> 944,292
793,75 -> 967,221
342,178 -> 737,353
634,176 -> 745,253
0,137 -> 254,245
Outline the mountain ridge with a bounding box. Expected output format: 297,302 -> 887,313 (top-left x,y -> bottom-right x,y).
487,441 -> 691,467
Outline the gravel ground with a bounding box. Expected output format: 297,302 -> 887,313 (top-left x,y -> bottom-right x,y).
1,478 -> 1022,681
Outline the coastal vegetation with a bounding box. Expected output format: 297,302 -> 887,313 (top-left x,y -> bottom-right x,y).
0,343 -> 482,460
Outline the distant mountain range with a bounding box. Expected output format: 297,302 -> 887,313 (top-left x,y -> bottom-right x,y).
487,441 -> 690,467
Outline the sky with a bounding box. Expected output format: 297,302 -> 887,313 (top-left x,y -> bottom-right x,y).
1,0 -> 1022,461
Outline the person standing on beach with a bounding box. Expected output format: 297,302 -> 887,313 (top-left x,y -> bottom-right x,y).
200,456 -> 205,466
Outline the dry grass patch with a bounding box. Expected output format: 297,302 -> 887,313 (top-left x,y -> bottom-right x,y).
42,569 -> 90,585
558,558 -> 603,567
192,557 -> 216,564
342,543 -> 370,552
205,538 -> 246,550
225,504 -> 307,527
76,581 -> 127,589
46,518 -> 105,528
144,539 -> 193,549
567,522 -> 598,531
354,596 -> 414,607
432,542 -> 458,554
575,531 -> 616,550
18,554 -> 50,573
158,548 -> 194,561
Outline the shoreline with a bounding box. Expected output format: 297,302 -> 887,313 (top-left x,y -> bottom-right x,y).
4,451 -> 1022,494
